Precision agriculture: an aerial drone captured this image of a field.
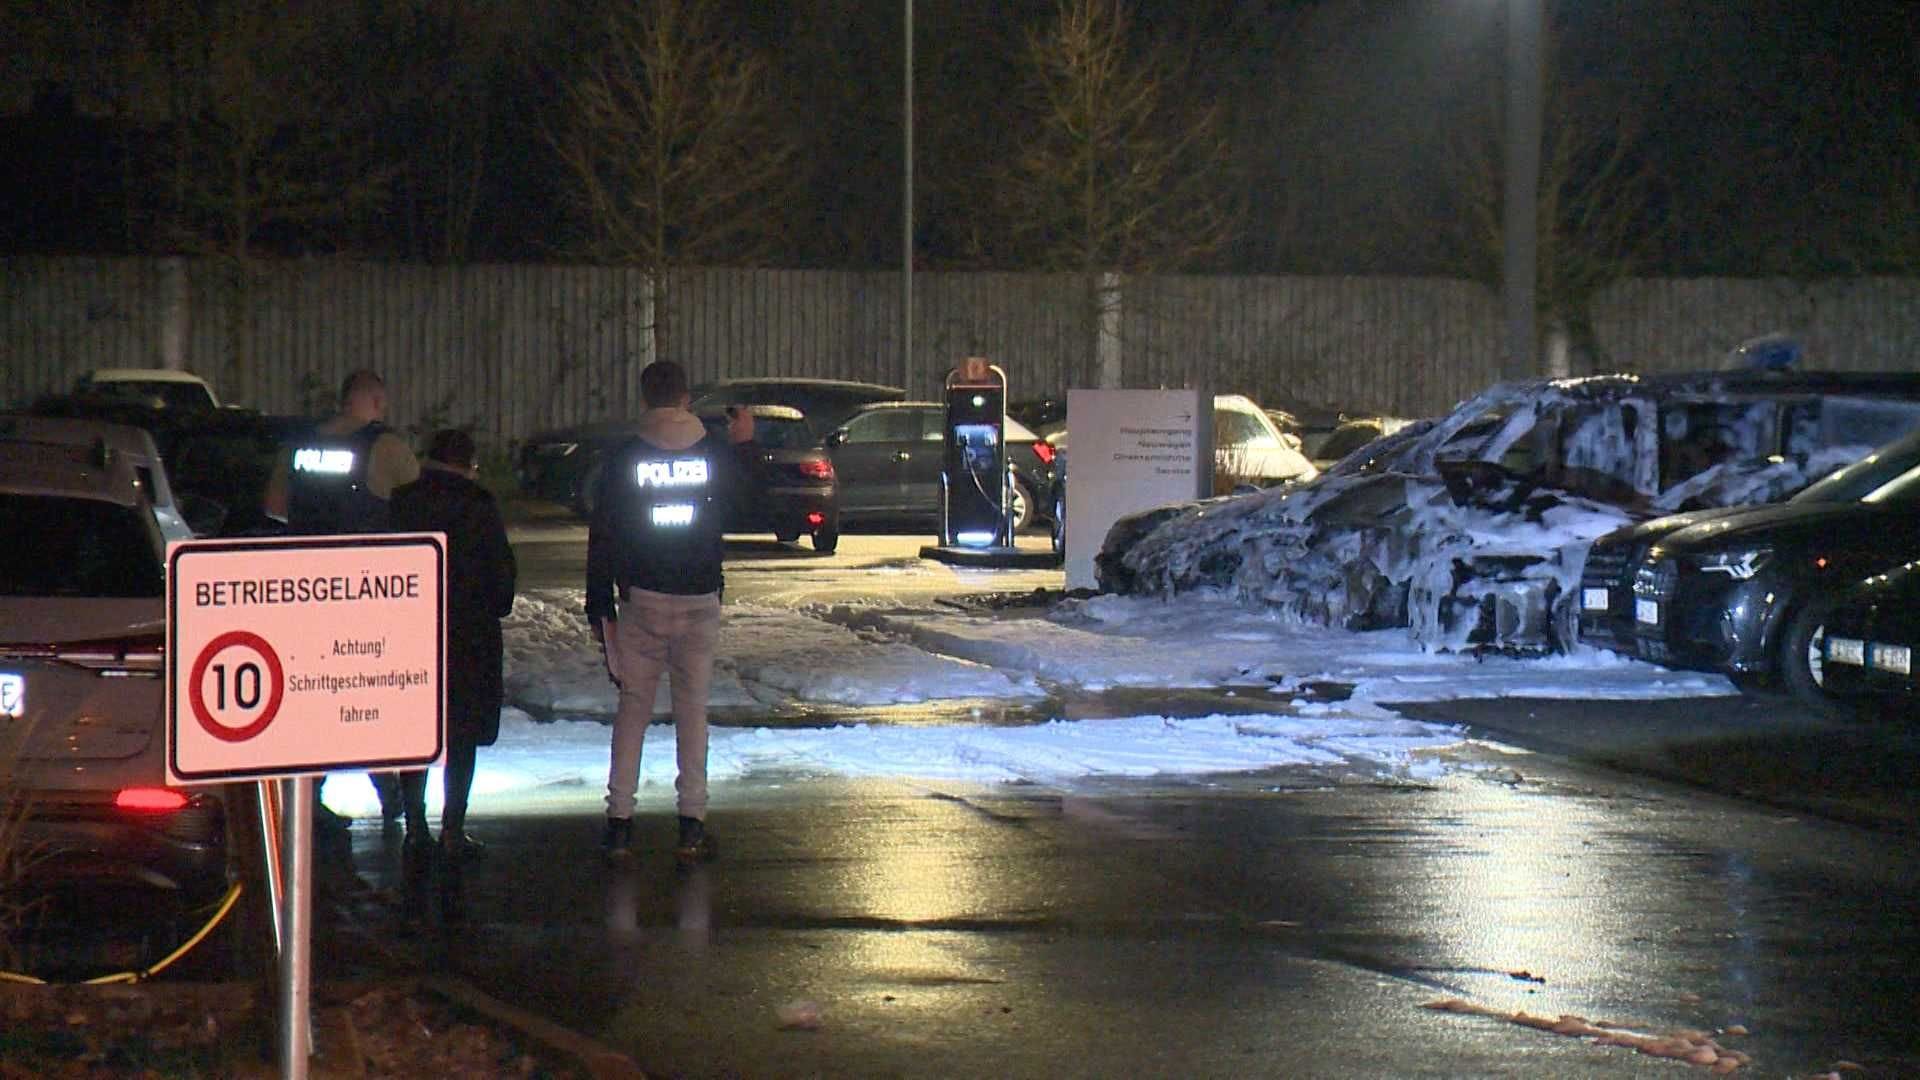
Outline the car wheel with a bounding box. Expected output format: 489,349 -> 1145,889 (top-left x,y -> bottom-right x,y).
812,527 -> 839,554
1778,600 -> 1847,719
1010,478 -> 1034,532
572,458 -> 604,519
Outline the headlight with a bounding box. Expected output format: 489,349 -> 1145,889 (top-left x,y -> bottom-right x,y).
1691,547 -> 1772,581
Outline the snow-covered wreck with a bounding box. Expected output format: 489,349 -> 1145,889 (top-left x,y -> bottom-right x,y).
1096,371 -> 1920,654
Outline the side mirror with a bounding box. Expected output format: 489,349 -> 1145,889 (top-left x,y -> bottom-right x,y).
825,429 -> 848,449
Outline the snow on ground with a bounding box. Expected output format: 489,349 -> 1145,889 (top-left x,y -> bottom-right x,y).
850,591 -> 1733,705
322,584 -> 1731,820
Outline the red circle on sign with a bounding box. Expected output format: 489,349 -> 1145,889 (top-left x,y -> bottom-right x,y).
189,630 -> 285,743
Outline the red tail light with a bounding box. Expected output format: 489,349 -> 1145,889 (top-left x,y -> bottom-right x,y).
1030,441 -> 1056,466
798,458 -> 836,480
115,788 -> 190,812
807,511 -> 825,527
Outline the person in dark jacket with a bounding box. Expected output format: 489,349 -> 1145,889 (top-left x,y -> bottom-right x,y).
391,428 -> 517,860
586,360 -> 754,864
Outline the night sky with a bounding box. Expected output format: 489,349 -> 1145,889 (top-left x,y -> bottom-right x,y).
2,0 -> 1915,276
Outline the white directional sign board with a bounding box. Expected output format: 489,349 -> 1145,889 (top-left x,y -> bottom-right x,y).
1063,389 -> 1209,590
166,533 -> 446,784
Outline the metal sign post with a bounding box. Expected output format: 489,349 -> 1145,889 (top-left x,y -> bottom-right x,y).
165,533 -> 446,1079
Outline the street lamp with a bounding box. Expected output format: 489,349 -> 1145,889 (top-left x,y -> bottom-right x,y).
1503,0 -> 1543,379
902,0 -> 915,393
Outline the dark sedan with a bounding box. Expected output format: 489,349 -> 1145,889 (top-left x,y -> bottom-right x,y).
1821,561 -> 1920,719
1579,430 -> 1920,711
518,377 -> 900,516
824,402 -> 1055,532
701,405 -> 839,553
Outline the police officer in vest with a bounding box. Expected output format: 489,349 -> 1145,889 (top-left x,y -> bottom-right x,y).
265,369 -> 422,834
587,360 -> 754,865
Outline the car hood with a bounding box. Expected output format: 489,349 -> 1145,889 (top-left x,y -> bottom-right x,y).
1829,562 -> 1920,642
1654,500 -> 1891,554
1592,504 -> 1759,550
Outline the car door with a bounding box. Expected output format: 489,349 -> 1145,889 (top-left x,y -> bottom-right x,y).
899,406 -> 948,518
831,408 -> 920,516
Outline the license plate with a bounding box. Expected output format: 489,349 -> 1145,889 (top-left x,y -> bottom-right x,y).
1635,598 -> 1660,625
1581,587 -> 1609,612
0,672 -> 22,718
1871,643 -> 1912,676
1826,637 -> 1866,666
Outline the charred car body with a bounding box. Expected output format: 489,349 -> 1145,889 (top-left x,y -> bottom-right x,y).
1098,371 -> 1920,654
1579,429 -> 1920,709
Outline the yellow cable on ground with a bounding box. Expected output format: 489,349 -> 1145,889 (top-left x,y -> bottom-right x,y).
0,880 -> 244,986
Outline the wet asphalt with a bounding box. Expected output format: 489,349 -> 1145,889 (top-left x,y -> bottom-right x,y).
322,504 -> 1920,1078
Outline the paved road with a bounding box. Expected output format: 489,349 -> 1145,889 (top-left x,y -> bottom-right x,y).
319,500 -> 1920,1077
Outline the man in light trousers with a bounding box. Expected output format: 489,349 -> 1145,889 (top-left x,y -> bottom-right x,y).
586,360 -> 754,864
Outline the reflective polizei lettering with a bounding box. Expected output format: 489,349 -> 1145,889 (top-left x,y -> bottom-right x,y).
651,503 -> 696,526
293,448 -> 356,475
636,459 -> 708,488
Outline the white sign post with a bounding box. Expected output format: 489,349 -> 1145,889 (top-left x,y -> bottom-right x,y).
166,533 -> 446,1080
1063,389 -> 1210,590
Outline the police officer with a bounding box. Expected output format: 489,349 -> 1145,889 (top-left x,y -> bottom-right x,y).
587,360 -> 753,864
265,369 -> 421,834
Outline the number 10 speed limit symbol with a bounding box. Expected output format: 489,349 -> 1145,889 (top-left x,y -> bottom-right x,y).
188,630 -> 285,743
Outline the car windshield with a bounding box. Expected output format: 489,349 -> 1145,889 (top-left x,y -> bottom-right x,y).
0,495 -> 163,597
81,381 -> 216,411
1791,429 -> 1920,504
1860,461 -> 1920,506
751,417 -> 817,449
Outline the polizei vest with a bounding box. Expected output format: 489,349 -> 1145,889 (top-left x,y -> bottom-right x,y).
286,421 -> 391,535
609,436 -> 727,594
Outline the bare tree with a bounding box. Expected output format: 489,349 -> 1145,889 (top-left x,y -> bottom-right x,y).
123,0 -> 390,398
977,0 -> 1242,387
551,0 -> 797,366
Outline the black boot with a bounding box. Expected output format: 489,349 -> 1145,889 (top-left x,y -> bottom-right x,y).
602,817 -> 633,862
675,816 -> 717,864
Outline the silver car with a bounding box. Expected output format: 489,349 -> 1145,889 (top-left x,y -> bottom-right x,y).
1,416 -> 249,975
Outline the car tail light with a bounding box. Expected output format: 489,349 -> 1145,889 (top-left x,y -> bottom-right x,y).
1030,441 -> 1056,466
0,634 -> 164,677
115,788 -> 190,812
798,458 -> 835,481
807,511 -> 825,527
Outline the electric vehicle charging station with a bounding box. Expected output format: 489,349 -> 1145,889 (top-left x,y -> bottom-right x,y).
921,358 -> 1060,568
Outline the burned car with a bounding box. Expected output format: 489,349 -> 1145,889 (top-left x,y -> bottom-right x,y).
1097,371 -> 1920,654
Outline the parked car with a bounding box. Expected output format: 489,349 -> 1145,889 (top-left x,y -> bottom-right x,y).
1099,370 -> 1920,654
825,402 -> 1056,531
1820,561 -> 1920,720
1009,398 -> 1067,442
1212,395 -> 1319,491
1577,427 -> 1920,712
696,404 -> 840,553
1309,416 -> 1415,471
26,392 -> 298,536
70,368 -> 223,412
519,377 -> 901,516
0,415 -> 253,976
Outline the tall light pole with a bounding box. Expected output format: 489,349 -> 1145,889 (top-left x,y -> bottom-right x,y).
901,0 -> 915,393
1503,0 -> 1543,379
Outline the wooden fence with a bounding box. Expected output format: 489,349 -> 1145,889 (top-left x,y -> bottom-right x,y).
4,257 -> 1917,450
